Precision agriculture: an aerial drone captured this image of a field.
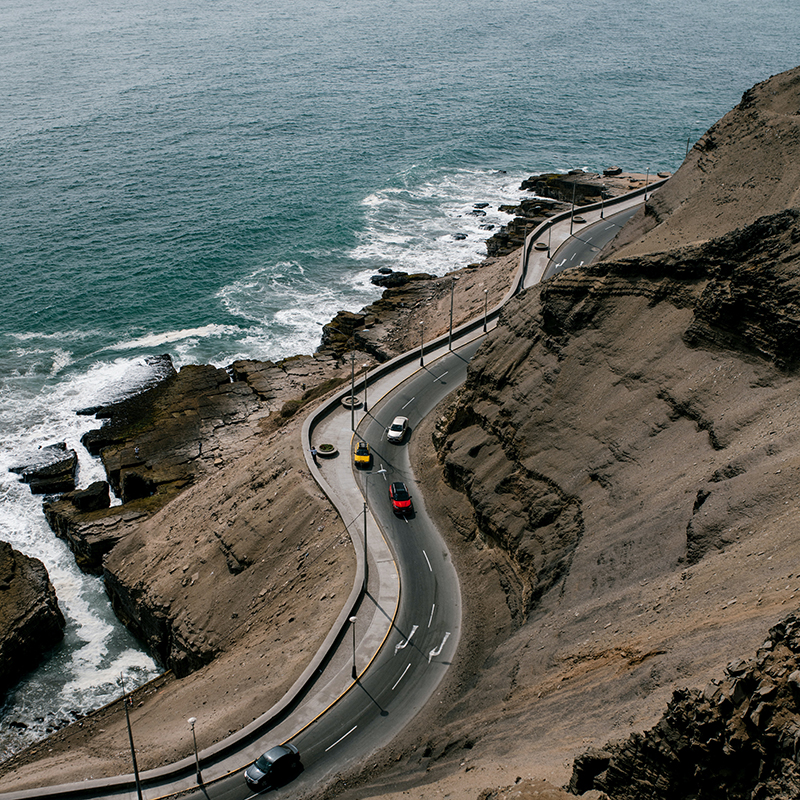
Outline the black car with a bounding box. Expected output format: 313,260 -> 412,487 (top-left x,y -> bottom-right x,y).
244,743 -> 301,791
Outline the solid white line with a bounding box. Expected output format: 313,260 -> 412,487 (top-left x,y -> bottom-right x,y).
428,604 -> 435,627
325,726 -> 358,752
392,663 -> 411,690
401,397 -> 415,409
433,371 -> 449,382
421,549 -> 433,571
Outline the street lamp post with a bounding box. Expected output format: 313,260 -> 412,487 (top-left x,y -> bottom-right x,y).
483,289 -> 489,333
644,167 -> 650,201
349,347 -> 355,431
448,276 -> 459,351
349,615 -> 358,679
121,675 -> 143,800
569,181 -> 576,235
363,501 -> 368,590
188,717 -> 202,785
362,363 -> 369,413
419,321 -> 424,367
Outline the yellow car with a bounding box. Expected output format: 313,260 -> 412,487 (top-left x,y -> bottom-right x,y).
353,441 -> 372,469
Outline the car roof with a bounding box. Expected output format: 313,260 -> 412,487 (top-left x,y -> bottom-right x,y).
391,416 -> 407,424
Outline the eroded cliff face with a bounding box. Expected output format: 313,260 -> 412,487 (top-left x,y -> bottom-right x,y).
606,65 -> 800,258
434,205 -> 800,620
0,542 -> 65,698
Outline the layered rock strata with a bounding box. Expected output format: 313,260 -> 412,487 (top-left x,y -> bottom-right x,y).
9,443 -> 78,495
0,541 -> 65,697
569,610 -> 800,799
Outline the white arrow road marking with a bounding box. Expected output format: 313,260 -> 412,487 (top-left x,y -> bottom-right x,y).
428,631 -> 451,663
394,624 -> 418,655
392,663 -> 411,690
325,725 -> 357,751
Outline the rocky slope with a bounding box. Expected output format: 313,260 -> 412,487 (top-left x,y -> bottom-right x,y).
605,67 -> 800,258
569,610 -> 800,799
317,66 -> 800,800
0,542 -> 65,698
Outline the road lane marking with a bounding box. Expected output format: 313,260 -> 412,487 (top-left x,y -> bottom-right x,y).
428,632 -> 451,663
421,549 -> 433,571
428,604 -> 435,628
392,664 -> 411,690
401,397 -> 415,409
394,625 -> 418,655
433,371 -> 448,382
325,726 -> 357,751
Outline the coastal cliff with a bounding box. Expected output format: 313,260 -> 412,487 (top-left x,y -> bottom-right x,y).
4,62 -> 800,800
0,542 -> 65,698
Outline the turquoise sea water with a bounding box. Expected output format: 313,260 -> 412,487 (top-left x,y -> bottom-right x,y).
1,0 -> 799,760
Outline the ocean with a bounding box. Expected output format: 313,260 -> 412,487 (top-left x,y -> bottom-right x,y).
1,0 -> 798,761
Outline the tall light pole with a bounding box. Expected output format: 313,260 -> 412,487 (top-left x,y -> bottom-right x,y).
120,674 -> 143,800
483,289 -> 489,333
448,276 -> 459,351
644,167 -> 650,201
362,501 -> 368,590
419,321 -> 424,367
362,363 -> 369,413
188,717 -> 202,785
569,181 -> 576,235
349,347 -> 355,431
349,615 -> 358,679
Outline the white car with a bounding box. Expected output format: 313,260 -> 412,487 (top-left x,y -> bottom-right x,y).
387,416 -> 408,443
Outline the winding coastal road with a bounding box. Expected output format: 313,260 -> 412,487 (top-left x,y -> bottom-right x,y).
0,181 -> 664,800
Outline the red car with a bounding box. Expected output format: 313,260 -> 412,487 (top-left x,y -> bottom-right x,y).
389,481 -> 413,515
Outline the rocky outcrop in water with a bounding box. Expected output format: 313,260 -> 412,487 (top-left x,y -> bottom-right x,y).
485,171 -> 658,257
9,443 -> 77,495
0,541 -> 65,697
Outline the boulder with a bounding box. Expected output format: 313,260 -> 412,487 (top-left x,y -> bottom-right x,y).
9,442 -> 78,495
0,541 -> 65,697
65,481 -> 110,513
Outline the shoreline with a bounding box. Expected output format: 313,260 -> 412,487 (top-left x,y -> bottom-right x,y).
0,169 -> 651,791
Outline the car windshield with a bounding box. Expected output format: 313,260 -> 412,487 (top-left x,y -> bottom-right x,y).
394,488 -> 410,501
254,754 -> 272,771
390,422 -> 404,431
356,444 -> 369,454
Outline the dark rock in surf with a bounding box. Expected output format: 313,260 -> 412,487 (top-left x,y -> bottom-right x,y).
0,541 -> 65,697
9,443 -> 78,495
